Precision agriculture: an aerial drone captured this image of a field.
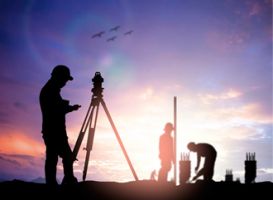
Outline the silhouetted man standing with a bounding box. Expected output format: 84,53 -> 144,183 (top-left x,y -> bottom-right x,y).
187,142 -> 217,181
158,122 -> 174,182
40,65 -> 80,186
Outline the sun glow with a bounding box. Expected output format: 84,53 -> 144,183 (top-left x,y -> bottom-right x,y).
66,84 -> 272,182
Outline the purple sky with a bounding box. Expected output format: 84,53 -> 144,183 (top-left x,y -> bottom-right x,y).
0,0 -> 272,183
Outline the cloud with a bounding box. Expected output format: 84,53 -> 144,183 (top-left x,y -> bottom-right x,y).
232,168 -> 273,182
213,103 -> 272,124
229,0 -> 270,19
198,88 -> 242,104
213,123 -> 271,141
0,132 -> 44,156
256,168 -> 273,182
242,85 -> 272,120
73,146 -> 135,182
195,86 -> 272,127
0,153 -> 44,181
0,77 -> 42,135
258,168 -> 273,175
139,87 -> 155,101
248,2 -> 261,17
205,28 -> 249,53
13,101 -> 28,112
0,110 -> 10,124
207,0 -> 271,53
0,155 -> 21,167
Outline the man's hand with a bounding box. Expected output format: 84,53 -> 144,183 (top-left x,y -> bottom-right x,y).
72,104 -> 81,111
192,175 -> 198,182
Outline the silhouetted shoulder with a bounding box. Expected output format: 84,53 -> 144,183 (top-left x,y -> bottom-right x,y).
196,143 -> 216,156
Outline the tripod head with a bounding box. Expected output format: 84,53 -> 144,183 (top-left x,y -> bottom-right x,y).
91,72 -> 104,98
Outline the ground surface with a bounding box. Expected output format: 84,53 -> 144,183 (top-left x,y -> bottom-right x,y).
0,180 -> 272,199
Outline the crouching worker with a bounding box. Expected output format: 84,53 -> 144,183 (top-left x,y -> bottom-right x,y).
187,142 -> 217,182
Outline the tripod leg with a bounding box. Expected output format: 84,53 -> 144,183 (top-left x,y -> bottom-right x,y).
100,99 -> 139,181
83,103 -> 100,181
72,102 -> 94,160
83,145 -> 91,181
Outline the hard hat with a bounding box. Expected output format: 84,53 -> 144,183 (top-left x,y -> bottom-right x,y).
51,65 -> 73,80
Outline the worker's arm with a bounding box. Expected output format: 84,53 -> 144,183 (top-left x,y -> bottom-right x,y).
159,136 -> 163,159
192,168 -> 204,181
195,154 -> 201,172
62,99 -> 81,113
172,138 -> 175,163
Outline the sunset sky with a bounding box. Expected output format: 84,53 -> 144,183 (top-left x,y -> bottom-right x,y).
0,0 -> 272,183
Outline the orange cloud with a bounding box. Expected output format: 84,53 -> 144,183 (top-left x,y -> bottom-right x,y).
0,132 -> 44,156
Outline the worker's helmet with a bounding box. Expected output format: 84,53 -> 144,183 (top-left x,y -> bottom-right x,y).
51,65 -> 73,81
164,122 -> 174,132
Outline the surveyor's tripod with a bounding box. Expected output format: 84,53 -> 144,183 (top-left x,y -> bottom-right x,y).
72,72 -> 138,181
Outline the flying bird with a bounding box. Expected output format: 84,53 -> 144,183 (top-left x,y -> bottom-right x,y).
124,30 -> 133,35
109,26 -> 120,32
106,36 -> 117,42
92,31 -> 105,38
